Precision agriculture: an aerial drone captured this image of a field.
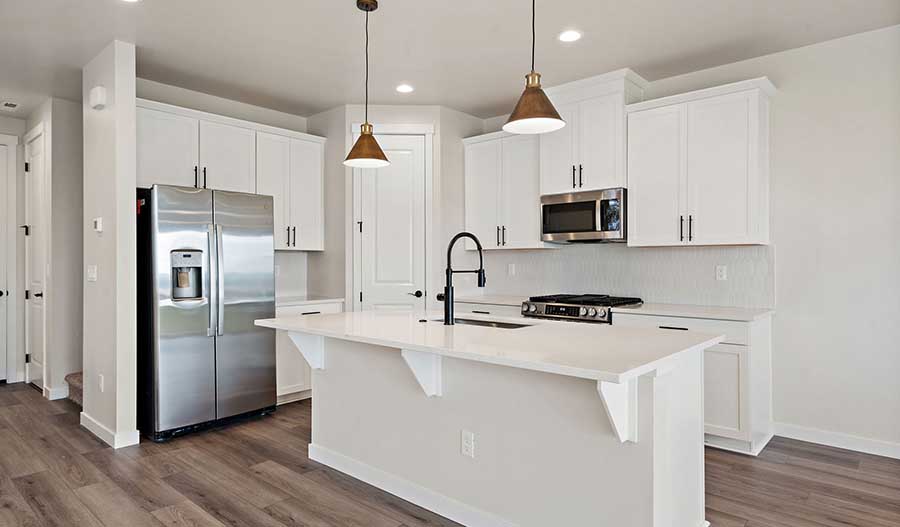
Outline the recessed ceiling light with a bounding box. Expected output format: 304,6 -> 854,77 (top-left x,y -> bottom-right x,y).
558,30 -> 582,43
396,84 -> 414,94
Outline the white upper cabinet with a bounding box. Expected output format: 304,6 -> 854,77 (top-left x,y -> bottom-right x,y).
626,78 -> 774,247
257,132 -> 292,249
540,70 -> 647,195
464,132 -> 547,250
289,138 -> 325,251
199,120 -> 256,193
137,107 -> 199,188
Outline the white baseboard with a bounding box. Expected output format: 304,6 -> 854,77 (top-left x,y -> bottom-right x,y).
80,412 -> 140,449
44,384 -> 69,401
277,389 -> 311,406
775,422 -> 900,460
309,444 -> 517,527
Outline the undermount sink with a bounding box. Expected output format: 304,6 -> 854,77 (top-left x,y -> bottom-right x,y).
432,318 -> 531,329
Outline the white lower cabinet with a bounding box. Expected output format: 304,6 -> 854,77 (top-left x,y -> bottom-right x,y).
613,311 -> 773,455
275,301 -> 343,404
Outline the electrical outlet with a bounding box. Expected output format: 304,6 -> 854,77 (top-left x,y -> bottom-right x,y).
461,429 -> 475,459
716,265 -> 728,281
98,374 -> 105,393
86,265 -> 98,282
507,263 -> 516,277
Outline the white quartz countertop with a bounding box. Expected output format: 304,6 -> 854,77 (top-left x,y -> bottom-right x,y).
256,310 -> 723,383
276,295 -> 345,308
612,303 -> 773,322
454,294 -> 527,307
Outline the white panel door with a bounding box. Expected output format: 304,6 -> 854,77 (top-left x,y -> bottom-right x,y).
687,92 -> 753,244
500,135 -> 541,248
136,107 -> 199,189
539,102 -> 578,195
464,139 -> 501,250
25,133 -> 46,388
199,120 -> 256,193
256,132 -> 292,249
289,139 -> 324,251
357,135 -> 426,311
578,94 -> 621,190
626,105 -> 686,247
0,145 -> 7,379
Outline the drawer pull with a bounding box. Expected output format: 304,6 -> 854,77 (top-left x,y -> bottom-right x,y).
472,310 -> 491,315
301,311 -> 322,316
659,325 -> 689,331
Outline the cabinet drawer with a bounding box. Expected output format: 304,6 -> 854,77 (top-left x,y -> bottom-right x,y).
455,303 -> 523,318
276,302 -> 343,317
612,312 -> 749,345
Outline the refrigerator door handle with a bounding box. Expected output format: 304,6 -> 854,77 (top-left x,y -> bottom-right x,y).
207,224 -> 217,337
216,224 -> 225,336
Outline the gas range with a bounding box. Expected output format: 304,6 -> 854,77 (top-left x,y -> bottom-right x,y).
521,294 -> 643,324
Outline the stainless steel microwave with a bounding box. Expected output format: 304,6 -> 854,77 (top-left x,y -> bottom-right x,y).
541,188 -> 627,243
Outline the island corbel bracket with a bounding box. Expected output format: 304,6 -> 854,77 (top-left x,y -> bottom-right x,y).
401,349 -> 442,397
597,379 -> 638,443
288,332 -> 325,370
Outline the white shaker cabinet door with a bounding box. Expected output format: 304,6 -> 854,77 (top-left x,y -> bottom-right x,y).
289,138 -> 325,251
686,91 -> 754,245
137,107 -> 199,189
464,138 -> 502,250
256,132 -> 292,249
199,120 -> 256,193
578,93 -> 623,191
500,135 -> 541,248
626,105 -> 686,247
704,344 -> 749,440
539,102 -> 578,195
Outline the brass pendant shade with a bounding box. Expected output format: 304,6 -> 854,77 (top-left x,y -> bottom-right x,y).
503,72 -> 565,134
344,0 -> 390,168
503,0 -> 565,135
345,123 -> 390,168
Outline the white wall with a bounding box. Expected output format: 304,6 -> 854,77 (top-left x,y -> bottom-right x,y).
25,98 -> 84,398
136,79 -> 308,133
82,41 -> 139,448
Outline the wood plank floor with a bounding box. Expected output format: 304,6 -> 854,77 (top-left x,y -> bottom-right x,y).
1,382 -> 898,527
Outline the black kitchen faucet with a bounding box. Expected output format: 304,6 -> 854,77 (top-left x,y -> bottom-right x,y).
441,232 -> 486,325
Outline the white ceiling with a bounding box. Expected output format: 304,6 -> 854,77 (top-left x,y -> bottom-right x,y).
1,0 -> 899,119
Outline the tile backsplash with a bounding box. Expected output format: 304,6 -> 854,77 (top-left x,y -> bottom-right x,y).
481,244 -> 775,308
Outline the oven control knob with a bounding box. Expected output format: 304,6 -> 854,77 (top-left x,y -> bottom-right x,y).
597,308 -> 607,318
588,308 -> 598,317
579,307 -> 588,316
522,303 -> 530,312
528,303 -> 537,313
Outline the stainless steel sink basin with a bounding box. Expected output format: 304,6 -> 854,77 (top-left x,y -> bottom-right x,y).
432,318 -> 530,329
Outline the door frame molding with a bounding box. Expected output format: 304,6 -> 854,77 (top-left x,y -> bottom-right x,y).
1,133 -> 19,382
346,123 -> 435,312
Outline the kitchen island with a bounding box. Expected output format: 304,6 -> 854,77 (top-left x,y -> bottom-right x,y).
255,311 -> 723,527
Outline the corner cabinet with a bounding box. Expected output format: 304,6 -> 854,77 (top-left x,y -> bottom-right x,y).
257,132 -> 325,251
464,131 -> 549,250
540,69 -> 648,195
626,78 -> 775,247
136,99 -> 326,251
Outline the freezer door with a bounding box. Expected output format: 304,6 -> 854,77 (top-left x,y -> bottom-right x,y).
151,185 -> 217,432
213,190 -> 276,418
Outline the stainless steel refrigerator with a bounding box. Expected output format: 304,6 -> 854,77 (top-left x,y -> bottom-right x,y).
137,185 -> 276,441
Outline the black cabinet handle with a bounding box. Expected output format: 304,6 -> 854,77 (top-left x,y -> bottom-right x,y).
496,226 -> 501,246
194,166 -> 199,188
202,167 -> 207,189
679,216 -> 684,242
579,164 -> 583,187
659,325 -> 688,331
472,310 -> 491,315
301,311 -> 321,316
291,226 -> 296,247
502,226 -> 506,246
286,227 -> 291,246
572,165 -> 576,188
688,215 -> 693,242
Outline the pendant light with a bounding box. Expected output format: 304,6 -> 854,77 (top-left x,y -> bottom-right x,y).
503,0 -> 566,135
344,0 -> 390,168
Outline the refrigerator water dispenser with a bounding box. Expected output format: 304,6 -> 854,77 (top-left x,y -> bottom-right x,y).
171,250 -> 202,299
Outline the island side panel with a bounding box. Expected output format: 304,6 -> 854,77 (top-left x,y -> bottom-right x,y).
310,337 -> 660,527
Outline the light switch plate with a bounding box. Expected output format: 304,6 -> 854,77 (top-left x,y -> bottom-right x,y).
92,217 -> 103,233
86,265 -> 98,282
715,265 -> 728,281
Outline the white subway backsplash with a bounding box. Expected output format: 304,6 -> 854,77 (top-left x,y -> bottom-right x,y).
482,244 -> 774,308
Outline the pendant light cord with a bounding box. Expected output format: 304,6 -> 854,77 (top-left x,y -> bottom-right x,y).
531,0 -> 535,72
365,10 -> 370,124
